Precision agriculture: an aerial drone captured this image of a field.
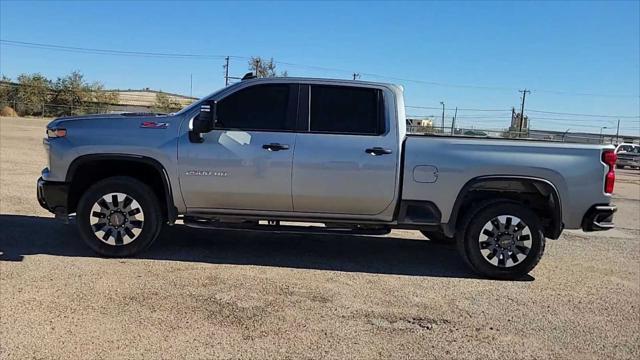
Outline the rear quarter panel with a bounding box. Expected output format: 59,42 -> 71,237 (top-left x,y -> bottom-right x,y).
402,136 -> 612,229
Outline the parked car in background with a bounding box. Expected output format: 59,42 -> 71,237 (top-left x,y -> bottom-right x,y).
615,143 -> 640,169
615,143 -> 639,154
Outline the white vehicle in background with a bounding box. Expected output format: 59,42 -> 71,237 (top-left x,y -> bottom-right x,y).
615,143 -> 640,169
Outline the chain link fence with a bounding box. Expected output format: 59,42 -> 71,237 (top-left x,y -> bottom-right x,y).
2,99 -> 119,117
1,100 -> 635,145
0,100 -> 184,118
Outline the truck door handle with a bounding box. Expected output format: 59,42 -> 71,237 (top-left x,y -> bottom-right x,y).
365,147 -> 392,156
262,143 -> 290,151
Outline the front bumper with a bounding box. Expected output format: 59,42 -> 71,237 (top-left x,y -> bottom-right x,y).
581,205 -> 616,232
37,177 -> 69,220
618,158 -> 640,168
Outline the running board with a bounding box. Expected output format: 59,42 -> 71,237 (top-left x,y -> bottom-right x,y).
182,218 -> 391,236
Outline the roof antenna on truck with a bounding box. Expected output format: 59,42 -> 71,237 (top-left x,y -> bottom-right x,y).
241,72 -> 257,80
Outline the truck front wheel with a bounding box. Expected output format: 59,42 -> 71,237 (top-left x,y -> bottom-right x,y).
457,200 -> 546,280
76,176 -> 163,257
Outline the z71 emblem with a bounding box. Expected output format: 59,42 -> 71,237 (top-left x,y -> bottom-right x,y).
140,121 -> 169,129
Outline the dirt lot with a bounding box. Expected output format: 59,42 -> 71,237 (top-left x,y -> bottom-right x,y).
1,116 -> 639,359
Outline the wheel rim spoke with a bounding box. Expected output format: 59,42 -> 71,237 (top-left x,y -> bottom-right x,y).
124,227 -> 136,239
122,196 -> 133,209
504,216 -> 512,230
97,198 -> 110,211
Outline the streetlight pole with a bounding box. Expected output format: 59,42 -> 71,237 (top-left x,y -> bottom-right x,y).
440,101 -> 445,133
451,107 -> 457,135
600,126 -> 608,144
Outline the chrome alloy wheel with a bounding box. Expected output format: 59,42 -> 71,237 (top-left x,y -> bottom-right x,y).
478,215 -> 532,268
89,192 -> 144,246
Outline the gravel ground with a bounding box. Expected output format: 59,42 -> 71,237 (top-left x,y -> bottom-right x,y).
1,116 -> 639,359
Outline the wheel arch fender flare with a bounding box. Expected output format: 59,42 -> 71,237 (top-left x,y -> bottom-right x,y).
443,175 -> 563,239
66,153 -> 178,223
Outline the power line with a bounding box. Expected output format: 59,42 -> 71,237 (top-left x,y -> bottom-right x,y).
0,39 -> 233,60
526,116 -> 628,123
406,105 -> 510,112
3,39 -> 639,98
531,88 -> 640,99
406,105 -> 639,119
528,109 -> 640,118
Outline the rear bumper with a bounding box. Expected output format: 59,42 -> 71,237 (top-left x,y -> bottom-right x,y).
37,177 -> 69,220
581,205 -> 616,232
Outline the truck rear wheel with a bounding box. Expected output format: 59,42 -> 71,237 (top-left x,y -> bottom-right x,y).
76,176 -> 163,257
457,200 -> 545,280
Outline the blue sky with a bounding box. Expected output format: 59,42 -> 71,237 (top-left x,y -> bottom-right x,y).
1,0 -> 638,135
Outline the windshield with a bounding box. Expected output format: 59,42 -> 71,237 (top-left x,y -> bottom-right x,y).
618,145 -> 639,153
173,85 -> 231,116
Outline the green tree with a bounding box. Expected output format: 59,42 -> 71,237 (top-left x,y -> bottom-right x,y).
248,56 -> 288,78
0,75 -> 16,109
14,73 -> 52,116
153,92 -> 181,113
50,71 -> 116,115
87,81 -> 119,114
51,71 -> 87,115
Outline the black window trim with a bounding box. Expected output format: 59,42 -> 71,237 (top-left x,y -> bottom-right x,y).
213,83 -> 301,133
301,84 -> 386,136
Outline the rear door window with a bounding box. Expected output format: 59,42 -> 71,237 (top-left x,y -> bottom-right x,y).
309,85 -> 383,135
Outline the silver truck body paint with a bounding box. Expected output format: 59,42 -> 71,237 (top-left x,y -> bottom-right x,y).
42,77 -> 612,230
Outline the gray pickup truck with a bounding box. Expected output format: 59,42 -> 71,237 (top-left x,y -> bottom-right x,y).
37,77 -> 618,279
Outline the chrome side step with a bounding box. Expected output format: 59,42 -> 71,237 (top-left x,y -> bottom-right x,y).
182,217 -> 391,236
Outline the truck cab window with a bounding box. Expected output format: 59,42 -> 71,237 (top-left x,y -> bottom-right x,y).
217,84 -> 294,131
310,85 -> 383,135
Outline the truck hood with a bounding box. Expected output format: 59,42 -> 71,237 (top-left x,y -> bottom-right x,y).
47,112 -> 171,128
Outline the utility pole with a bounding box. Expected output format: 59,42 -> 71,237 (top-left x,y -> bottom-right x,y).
440,101 -> 445,133
189,73 -> 193,97
615,119 -> 620,145
450,107 -> 457,135
518,89 -> 530,137
352,73 -> 360,80
255,58 -> 261,77
224,56 -> 230,86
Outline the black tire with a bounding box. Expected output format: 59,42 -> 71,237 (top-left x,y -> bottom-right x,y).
420,230 -> 454,244
456,200 -> 546,280
76,176 -> 163,257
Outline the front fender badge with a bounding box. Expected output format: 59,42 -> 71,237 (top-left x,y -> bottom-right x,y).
140,121 -> 169,129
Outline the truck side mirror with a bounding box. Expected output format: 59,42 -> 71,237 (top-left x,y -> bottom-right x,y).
192,100 -> 217,134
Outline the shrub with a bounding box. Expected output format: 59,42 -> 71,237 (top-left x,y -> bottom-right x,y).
0,106 -> 18,117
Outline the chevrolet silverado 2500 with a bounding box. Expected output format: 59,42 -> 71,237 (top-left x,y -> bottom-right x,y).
37,77 -> 618,279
